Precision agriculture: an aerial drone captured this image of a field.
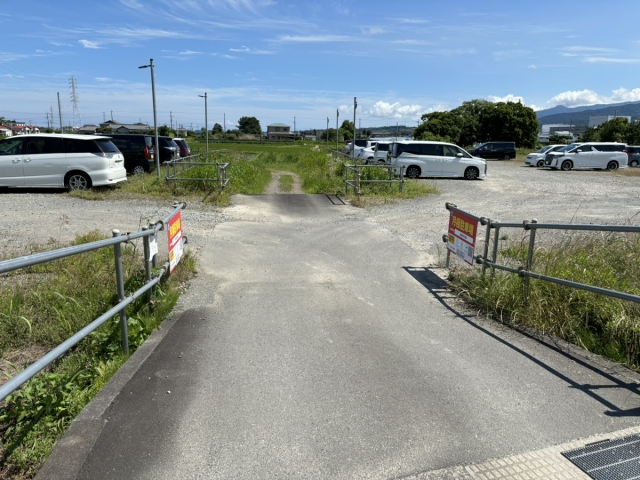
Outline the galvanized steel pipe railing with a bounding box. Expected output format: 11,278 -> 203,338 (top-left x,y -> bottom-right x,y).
443,202 -> 640,307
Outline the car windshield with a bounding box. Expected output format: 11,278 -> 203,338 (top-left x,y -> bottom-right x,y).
557,143 -> 580,153
95,139 -> 119,153
536,146 -> 553,153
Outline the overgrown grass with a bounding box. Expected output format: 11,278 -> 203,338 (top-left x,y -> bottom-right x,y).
0,232 -> 196,478
279,175 -> 293,193
450,231 -> 640,369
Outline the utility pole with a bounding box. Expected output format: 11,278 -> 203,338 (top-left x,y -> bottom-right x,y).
326,117 -> 329,149
396,122 -> 399,139
294,116 -> 296,140
111,110 -> 113,121
359,118 -> 361,140
224,113 -> 226,141
336,109 -> 339,153
352,97 -> 357,162
170,111 -> 173,131
198,93 -> 208,153
103,112 -> 106,122
138,58 -> 160,177
57,92 -> 63,134
45,112 -> 50,129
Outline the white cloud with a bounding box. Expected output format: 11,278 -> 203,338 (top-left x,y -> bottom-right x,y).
362,27 -> 385,35
528,64 -> 537,69
229,46 -> 274,54
79,39 -> 101,49
230,46 -> 250,52
493,50 -> 531,61
179,50 -> 204,55
367,101 -> 423,119
277,34 -> 352,43
543,88 -> 640,108
392,39 -> 432,46
487,94 -> 525,104
583,57 -> 640,64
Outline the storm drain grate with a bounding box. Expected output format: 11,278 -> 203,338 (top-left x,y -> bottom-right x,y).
562,434 -> 640,479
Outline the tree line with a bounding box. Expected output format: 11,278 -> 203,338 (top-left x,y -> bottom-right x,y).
414,99 -> 539,148
580,117 -> 640,145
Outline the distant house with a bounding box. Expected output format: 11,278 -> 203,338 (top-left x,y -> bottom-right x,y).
78,125 -> 99,134
99,120 -> 121,130
114,123 -> 151,133
0,126 -> 12,137
11,124 -> 39,135
267,123 -> 295,141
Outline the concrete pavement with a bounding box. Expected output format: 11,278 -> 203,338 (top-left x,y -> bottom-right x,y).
39,194 -> 640,479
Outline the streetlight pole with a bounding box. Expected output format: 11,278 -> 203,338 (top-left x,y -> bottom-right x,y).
199,93 -> 208,153
139,59 -> 160,177
336,109 -> 339,153
352,97 -> 357,163
326,117 -> 329,150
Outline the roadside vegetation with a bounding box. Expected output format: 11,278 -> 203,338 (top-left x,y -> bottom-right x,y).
70,142 -> 437,206
0,233 -> 196,478
449,230 -> 640,370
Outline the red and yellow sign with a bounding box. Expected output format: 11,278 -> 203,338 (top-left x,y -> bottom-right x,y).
167,211 -> 183,274
447,209 -> 478,265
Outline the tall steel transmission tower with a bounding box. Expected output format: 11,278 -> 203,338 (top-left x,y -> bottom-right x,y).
69,76 -> 82,128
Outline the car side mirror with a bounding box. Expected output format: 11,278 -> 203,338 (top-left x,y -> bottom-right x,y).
456,153 -> 463,157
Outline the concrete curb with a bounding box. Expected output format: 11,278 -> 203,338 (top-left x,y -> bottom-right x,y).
35,307 -> 188,480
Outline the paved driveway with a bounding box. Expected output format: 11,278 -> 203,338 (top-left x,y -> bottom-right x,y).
39,193 -> 640,479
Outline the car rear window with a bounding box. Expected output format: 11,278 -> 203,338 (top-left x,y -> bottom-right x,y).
110,137 -> 129,151
397,143 -> 443,156
594,144 -> 626,152
354,140 -> 367,147
95,139 -> 120,153
376,143 -> 389,152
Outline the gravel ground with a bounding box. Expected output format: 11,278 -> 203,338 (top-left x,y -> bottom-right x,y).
0,162 -> 637,263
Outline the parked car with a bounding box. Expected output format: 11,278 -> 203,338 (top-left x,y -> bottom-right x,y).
468,141 -> 517,160
524,145 -> 565,167
356,146 -> 376,164
544,143 -> 628,171
373,141 -> 391,163
173,138 -> 191,158
627,146 -> 640,167
152,136 -> 180,163
388,140 -> 487,180
0,134 -> 126,190
107,134 -> 155,174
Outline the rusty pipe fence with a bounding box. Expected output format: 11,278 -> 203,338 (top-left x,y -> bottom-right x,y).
165,152 -> 230,192
443,202 -> 640,305
344,164 -> 405,195
0,203 -> 187,402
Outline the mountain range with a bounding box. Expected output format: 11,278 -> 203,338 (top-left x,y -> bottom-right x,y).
536,100 -> 640,126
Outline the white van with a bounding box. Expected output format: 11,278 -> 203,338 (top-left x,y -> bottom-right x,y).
0,134 -> 127,189
389,141 -> 487,180
543,142 -> 628,171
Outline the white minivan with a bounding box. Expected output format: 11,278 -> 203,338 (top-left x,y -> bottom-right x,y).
0,134 -> 127,189
543,142 -> 628,171
389,141 -> 487,180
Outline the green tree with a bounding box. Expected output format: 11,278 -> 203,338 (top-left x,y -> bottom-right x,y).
626,122 -> 640,145
579,127 -> 600,142
237,116 -> 261,135
598,117 -> 628,143
480,101 -> 538,148
158,125 -> 171,136
321,128 -> 339,141
340,120 -> 354,137
212,123 -> 223,134
339,127 -> 353,141
415,111 -> 462,143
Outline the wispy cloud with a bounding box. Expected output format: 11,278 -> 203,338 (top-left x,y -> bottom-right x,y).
583,57 -> 640,64
361,27 -> 385,35
367,101 -> 423,119
394,18 -> 429,24
276,34 -> 353,43
493,49 -> 532,61
79,39 -> 102,49
545,87 -> 640,108
528,64 -> 537,69
487,94 -> 525,104
392,39 -> 433,46
230,45 -> 274,54
50,41 -> 74,47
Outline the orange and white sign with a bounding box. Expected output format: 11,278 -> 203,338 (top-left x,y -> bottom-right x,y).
447,209 -> 478,266
167,211 -> 183,274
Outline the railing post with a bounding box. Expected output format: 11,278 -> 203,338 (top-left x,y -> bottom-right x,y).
400,165 -> 405,192
523,219 -> 538,304
490,226 -> 501,283
345,164 -> 349,195
142,227 -> 153,303
356,167 -> 361,195
482,218 -> 491,278
112,230 -> 129,355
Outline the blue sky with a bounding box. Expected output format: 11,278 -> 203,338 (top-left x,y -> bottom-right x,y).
2,0 -> 640,131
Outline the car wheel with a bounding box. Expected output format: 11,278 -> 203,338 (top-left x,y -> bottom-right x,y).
132,164 -> 146,175
503,155 -> 510,160
66,172 -> 91,191
406,166 -> 421,179
536,159 -> 544,167
561,160 -> 572,171
630,159 -> 638,168
607,161 -> 618,171
464,167 -> 479,180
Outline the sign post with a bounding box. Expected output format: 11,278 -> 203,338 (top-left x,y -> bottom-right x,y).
167,211 -> 184,274
447,208 -> 478,265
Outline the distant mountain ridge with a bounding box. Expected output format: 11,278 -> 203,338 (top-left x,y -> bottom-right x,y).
536,100 -> 640,126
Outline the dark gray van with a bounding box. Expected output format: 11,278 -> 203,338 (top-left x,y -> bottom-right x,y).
468,141 -> 517,160
107,134 -> 154,174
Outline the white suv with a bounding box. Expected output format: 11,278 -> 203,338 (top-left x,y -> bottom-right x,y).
389,141 -> 487,180
544,142 -> 628,171
524,144 -> 564,167
0,134 -> 127,189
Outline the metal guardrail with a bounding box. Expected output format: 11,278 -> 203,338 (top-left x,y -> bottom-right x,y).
0,203 -> 187,402
344,164 -> 405,195
443,202 -> 640,305
165,152 -> 230,192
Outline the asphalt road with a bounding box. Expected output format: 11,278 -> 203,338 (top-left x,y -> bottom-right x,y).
39,192 -> 640,479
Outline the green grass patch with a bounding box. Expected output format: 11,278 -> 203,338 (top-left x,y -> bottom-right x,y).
0,232 -> 196,478
450,231 -> 640,369
279,175 -> 293,193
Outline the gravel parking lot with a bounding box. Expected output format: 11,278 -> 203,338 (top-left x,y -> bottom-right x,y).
0,162 -> 638,264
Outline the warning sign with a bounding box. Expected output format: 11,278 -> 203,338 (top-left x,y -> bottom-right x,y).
167,211 -> 183,274
447,209 -> 478,265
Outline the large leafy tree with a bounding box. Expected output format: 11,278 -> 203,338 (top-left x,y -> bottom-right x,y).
212,123 -> 223,134
237,116 -> 262,135
580,127 -> 600,142
598,117 -> 628,143
481,101 -> 538,148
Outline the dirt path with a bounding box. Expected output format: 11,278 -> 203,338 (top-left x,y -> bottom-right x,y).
264,170 -> 304,194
